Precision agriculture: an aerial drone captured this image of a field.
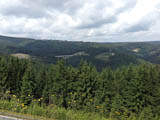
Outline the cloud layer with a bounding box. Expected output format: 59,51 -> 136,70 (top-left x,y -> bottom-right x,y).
0,0 -> 160,42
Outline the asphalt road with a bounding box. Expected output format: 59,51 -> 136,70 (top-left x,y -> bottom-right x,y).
0,115 -> 23,120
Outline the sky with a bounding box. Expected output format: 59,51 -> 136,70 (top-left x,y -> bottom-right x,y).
0,0 -> 160,42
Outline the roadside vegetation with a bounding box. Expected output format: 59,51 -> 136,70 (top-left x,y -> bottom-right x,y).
0,95 -> 107,120
1,55 -> 160,119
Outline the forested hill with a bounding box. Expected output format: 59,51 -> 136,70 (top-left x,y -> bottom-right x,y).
1,35 -> 160,69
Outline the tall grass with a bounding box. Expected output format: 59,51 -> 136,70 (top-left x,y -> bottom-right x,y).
0,91 -> 159,120
0,98 -> 108,120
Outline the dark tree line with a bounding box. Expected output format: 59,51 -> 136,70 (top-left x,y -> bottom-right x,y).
0,56 -> 160,119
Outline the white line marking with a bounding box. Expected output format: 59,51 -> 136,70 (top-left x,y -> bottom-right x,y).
0,115 -> 23,120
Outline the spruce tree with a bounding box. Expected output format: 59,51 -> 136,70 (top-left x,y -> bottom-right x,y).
21,62 -> 35,104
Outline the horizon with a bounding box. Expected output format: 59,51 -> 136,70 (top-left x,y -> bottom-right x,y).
0,0 -> 160,42
1,34 -> 160,43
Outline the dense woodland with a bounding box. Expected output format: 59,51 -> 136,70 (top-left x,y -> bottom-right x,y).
1,55 -> 160,119
2,35 -> 160,70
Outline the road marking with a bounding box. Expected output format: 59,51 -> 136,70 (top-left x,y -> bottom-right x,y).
0,115 -> 23,120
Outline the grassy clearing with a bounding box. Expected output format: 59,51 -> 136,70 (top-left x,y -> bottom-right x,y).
11,53 -> 30,59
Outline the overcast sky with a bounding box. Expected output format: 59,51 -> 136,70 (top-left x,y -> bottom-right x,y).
0,0 -> 160,42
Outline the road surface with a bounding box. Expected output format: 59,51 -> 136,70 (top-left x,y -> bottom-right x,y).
0,115 -> 23,120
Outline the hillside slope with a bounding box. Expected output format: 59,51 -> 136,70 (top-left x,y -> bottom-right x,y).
1,35 -> 160,69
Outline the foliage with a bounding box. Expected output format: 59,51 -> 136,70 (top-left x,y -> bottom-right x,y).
0,55 -> 160,119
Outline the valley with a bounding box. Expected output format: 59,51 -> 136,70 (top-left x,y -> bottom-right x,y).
1,35 -> 160,69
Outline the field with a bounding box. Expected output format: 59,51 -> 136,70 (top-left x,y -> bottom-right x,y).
11,53 -> 30,59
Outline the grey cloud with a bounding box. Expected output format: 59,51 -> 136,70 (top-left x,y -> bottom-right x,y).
0,0 -> 84,18
0,0 -> 160,42
75,0 -> 137,30
116,0 -> 138,14
1,6 -> 47,18
77,16 -> 117,29
0,0 -> 129,29
124,12 -> 160,33
125,21 -> 153,33
0,1 -> 48,18
27,0 -> 84,14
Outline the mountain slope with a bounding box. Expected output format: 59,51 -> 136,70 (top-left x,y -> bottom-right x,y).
1,35 -> 160,69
